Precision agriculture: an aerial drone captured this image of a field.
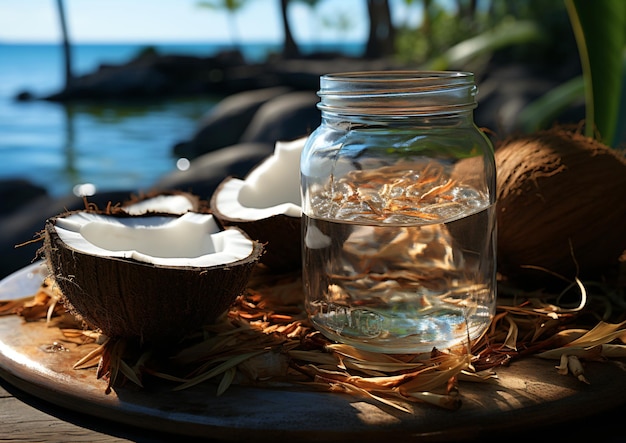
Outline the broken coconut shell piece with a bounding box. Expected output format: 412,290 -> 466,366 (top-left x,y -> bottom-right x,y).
210,137 -> 305,272
43,210 -> 263,343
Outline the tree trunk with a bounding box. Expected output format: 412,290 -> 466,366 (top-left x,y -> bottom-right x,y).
56,0 -> 74,91
456,0 -> 477,22
227,11 -> 242,52
280,0 -> 300,58
364,0 -> 395,59
422,0 -> 433,58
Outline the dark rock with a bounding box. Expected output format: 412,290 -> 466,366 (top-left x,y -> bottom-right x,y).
15,90 -> 36,101
474,61 -> 584,136
46,64 -> 170,101
43,52 -> 259,101
241,91 -> 320,145
154,142 -> 275,201
0,179 -> 48,215
36,50 -> 400,103
0,190 -> 133,279
174,86 -> 292,159
266,57 -> 405,90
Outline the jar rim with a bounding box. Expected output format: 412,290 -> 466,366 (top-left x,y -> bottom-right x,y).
317,70 -> 478,116
320,70 -> 473,83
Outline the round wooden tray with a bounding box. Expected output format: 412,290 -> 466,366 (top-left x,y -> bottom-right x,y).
1,262 -> 625,442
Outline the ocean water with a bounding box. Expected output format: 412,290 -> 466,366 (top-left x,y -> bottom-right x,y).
0,42 -> 361,199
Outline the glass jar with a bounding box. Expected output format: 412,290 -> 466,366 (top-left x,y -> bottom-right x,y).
300,71 -> 496,354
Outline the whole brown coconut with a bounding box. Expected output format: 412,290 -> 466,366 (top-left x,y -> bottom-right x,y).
495,127 -> 626,283
43,209 -> 263,344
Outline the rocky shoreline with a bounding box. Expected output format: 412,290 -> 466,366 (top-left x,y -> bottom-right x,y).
1,51 -> 584,278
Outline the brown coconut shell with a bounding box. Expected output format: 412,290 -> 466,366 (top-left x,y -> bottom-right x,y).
495,127 -> 626,283
210,176 -> 301,273
43,210 -> 263,343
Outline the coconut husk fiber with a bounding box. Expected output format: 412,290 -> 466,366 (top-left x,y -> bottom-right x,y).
494,126 -> 626,285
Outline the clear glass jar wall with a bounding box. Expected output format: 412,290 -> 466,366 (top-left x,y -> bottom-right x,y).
300,71 -> 497,354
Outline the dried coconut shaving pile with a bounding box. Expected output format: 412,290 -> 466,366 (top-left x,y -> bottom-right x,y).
1,264 -> 626,411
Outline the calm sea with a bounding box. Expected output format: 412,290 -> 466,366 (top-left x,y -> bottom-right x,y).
0,42 -> 361,198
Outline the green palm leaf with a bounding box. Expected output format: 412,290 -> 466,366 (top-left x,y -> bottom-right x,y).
566,0 -> 626,147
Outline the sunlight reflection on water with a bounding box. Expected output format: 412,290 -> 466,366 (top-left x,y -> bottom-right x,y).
1,97 -> 216,197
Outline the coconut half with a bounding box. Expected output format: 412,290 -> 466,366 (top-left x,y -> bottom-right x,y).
210,137 -> 305,272
43,210 -> 263,343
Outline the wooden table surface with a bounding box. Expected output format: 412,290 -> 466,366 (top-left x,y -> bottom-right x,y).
1,374 -> 625,443
1,263 -> 625,443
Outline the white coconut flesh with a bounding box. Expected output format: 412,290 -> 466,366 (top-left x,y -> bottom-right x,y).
53,212 -> 254,267
214,137 -> 305,220
123,194 -> 196,215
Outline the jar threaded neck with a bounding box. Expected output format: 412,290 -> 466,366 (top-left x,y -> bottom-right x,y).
317,71 -> 478,116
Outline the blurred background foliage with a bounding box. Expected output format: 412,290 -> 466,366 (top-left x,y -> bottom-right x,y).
190,0 -> 625,146
565,0 -> 626,147
395,0 -> 574,66
54,0 -> 626,147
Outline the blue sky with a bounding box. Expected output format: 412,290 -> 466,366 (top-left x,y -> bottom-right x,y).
0,0 -> 422,44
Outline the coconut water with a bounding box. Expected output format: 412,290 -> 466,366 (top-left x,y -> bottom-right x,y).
302,164 -> 496,354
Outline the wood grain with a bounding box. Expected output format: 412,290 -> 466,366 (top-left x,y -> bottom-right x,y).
1,312 -> 626,442
0,382 -> 131,442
